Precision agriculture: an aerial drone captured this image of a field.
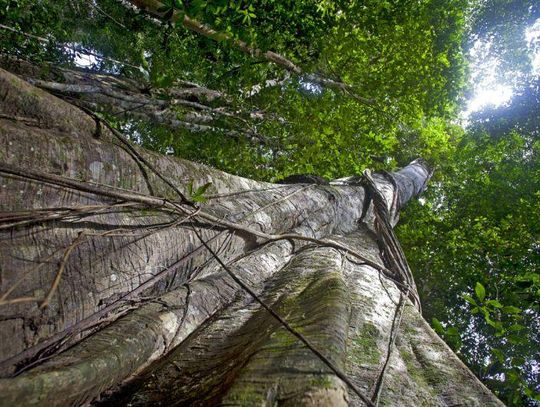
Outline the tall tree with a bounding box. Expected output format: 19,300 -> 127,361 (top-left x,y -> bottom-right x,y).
1,0 -> 522,405
0,67 -> 502,406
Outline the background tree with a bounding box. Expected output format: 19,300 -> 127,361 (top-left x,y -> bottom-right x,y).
0,0 -> 467,178
398,19 -> 540,407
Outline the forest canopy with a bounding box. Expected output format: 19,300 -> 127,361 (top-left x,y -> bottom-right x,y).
0,0 -> 538,404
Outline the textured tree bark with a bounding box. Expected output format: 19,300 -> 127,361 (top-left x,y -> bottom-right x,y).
0,68 -> 502,406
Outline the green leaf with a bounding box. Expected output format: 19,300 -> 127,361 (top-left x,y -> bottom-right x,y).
491,348 -> 505,363
191,182 -> 212,203
507,334 -> 527,345
446,326 -> 460,337
512,356 -> 525,365
432,317 -> 444,333
462,294 -> 477,306
485,315 -> 503,330
475,282 -> 486,302
486,299 -> 503,308
502,306 -> 521,315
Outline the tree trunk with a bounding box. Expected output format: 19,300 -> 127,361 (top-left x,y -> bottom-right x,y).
0,68 -> 501,406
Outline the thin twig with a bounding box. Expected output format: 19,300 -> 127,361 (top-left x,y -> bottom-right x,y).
0,162 -> 184,211
0,248 -> 64,302
77,106 -> 193,205
0,112 -> 40,126
0,202 -> 140,230
0,209 -> 198,309
0,211 -> 204,374
370,292 -> 406,405
204,185 -> 290,200
229,184 -> 313,222
91,2 -> 127,28
0,296 -> 41,306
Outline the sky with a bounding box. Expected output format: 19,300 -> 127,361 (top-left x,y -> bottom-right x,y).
526,18 -> 540,74
73,51 -> 99,67
461,18 -> 540,120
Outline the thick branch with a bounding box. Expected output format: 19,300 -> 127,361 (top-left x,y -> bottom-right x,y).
0,56 -> 273,144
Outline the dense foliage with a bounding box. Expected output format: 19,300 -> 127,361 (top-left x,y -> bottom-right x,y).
398,6 -> 540,403
399,118 -> 540,403
1,0 -> 538,404
0,0 -> 466,178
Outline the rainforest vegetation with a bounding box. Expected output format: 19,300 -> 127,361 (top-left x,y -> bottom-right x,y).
0,0 -> 538,404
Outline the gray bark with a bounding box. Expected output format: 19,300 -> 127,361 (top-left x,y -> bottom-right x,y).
0,68 -> 502,406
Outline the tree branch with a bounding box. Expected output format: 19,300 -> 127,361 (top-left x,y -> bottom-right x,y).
122,0 -> 374,103
1,57 -> 273,145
